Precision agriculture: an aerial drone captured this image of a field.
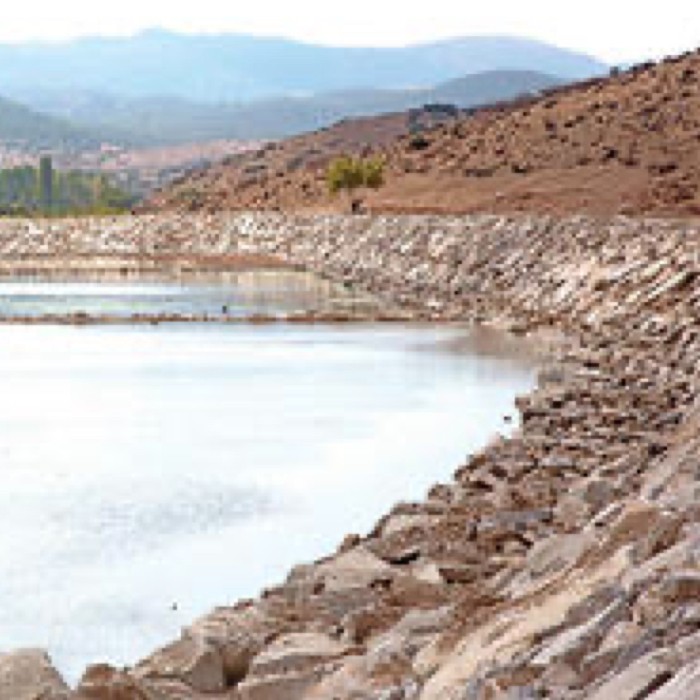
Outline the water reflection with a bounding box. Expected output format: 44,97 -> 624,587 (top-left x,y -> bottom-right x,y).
0,273 -> 375,318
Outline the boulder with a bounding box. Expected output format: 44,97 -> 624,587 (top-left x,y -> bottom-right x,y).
659,570 -> 700,604
587,650 -> 672,700
133,634 -> 225,692
647,658 -> 700,699
186,604 -> 274,685
0,649 -> 68,700
238,632 -> 351,700
597,501 -> 664,557
532,594 -> 630,667
312,547 -> 395,593
74,664 -> 149,699
247,632 -> 349,678
238,669 -> 321,700
507,531 -> 594,597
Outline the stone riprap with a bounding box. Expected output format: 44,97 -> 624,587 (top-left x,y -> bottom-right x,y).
2,212 -> 700,699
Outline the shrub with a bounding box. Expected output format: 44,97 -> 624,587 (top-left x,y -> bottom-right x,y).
327,156 -> 385,197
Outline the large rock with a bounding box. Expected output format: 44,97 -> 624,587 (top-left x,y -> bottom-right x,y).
247,632 -> 349,678
186,604 -> 275,685
311,547 -> 395,593
586,650 -> 672,700
507,531 -> 594,597
0,649 -> 68,700
647,658 -> 700,699
133,635 -> 225,692
237,632 -> 351,700
532,594 -> 630,667
74,664 -> 149,699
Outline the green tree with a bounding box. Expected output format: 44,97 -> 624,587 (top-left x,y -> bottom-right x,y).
327,156 -> 385,212
38,155 -> 53,212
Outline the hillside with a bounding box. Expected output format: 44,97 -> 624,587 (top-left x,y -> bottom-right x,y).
144,105 -> 465,211
147,48 -> 700,218
19,70 -> 560,145
0,94 -> 106,152
0,31 -> 604,103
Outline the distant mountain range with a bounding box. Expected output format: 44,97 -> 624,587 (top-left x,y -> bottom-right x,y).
0,31 -> 606,102
0,94 -> 103,152
0,31 -> 609,152
16,70 -> 562,145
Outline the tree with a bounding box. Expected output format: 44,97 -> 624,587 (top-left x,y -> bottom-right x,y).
38,155 -> 53,212
327,156 -> 385,212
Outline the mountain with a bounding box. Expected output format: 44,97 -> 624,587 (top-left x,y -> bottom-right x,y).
0,94 -> 106,152
145,47 -> 700,219
18,70 -> 561,145
0,30 -> 605,102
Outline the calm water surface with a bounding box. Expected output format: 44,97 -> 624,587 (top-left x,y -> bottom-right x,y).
0,272 -> 368,318
0,282 -> 536,681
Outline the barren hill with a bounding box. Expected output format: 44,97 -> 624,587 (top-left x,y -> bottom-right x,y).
147,48 -> 700,217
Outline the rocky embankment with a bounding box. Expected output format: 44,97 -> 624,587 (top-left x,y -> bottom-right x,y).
3,212 -> 700,699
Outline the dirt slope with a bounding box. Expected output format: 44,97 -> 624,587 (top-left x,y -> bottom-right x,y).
146,48 -> 700,217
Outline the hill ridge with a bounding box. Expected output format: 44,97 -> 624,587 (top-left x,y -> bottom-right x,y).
146,46 -> 700,218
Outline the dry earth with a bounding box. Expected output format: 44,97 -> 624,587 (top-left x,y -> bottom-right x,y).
146,48 -> 700,218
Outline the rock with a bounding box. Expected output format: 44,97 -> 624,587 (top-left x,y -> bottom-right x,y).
586,650 -> 672,700
659,570 -> 700,604
597,501 -> 664,557
238,668 -> 321,700
74,664 -> 149,699
508,531 -> 594,596
598,621 -> 644,653
186,604 -> 274,685
532,594 -> 630,667
133,635 -> 225,692
237,632 -> 351,700
0,649 -> 68,700
392,606 -> 453,638
246,632 -> 349,679
647,658 -> 700,699
312,547 -> 395,593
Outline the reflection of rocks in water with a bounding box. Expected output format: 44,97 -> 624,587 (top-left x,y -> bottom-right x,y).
411,325 -> 542,367
0,271 -> 387,323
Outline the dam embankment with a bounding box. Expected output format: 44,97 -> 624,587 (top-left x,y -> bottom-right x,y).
3,212 -> 700,700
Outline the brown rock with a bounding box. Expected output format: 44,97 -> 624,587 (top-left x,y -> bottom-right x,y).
586,651 -> 672,700
647,658 -> 700,699
0,650 -> 68,700
75,664 -> 149,699
134,635 -> 225,692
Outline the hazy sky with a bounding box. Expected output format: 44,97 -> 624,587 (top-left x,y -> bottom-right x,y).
1,0 -> 698,62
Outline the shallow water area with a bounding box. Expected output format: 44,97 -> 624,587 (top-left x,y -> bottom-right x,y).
0,272 -> 374,319
0,279 -> 537,682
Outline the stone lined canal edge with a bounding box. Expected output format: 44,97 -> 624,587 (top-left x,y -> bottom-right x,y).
2,212 -> 700,699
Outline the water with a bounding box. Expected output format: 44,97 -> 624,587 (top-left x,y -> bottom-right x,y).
0,283 -> 536,682
0,272 -> 372,319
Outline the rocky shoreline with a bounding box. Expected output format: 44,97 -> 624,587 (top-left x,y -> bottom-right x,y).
3,212 -> 700,699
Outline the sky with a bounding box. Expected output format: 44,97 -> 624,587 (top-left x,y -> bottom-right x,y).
1,0 -> 698,63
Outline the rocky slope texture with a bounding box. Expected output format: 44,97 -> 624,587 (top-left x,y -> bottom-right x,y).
144,105 -> 464,211
147,47 -> 700,218
2,211 -> 700,699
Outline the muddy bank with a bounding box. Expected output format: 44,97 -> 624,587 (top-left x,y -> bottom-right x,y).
3,212 -> 700,700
